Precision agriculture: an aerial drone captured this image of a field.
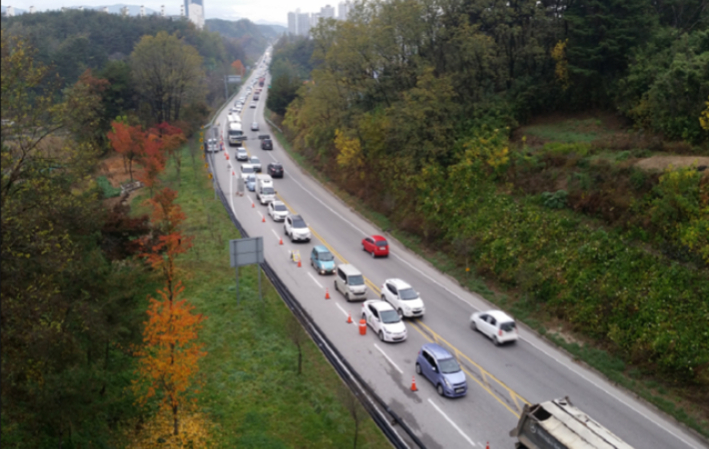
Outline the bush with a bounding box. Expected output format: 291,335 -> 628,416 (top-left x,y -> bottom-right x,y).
541,190 -> 568,209
96,176 -> 121,198
542,142 -> 591,157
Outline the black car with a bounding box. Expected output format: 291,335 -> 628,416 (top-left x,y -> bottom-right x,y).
267,162 -> 284,178
261,138 -> 273,150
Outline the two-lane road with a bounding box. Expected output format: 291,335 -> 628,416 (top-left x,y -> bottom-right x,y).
206,53 -> 706,449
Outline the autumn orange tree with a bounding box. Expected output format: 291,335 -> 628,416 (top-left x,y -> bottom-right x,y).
134,188 -> 206,438
135,131 -> 166,195
152,122 -> 186,182
231,59 -> 245,76
107,121 -> 142,181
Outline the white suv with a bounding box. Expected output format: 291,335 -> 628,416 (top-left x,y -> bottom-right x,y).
380,279 -> 425,319
284,215 -> 311,242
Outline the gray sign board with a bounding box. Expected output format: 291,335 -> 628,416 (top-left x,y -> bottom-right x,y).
227,75 -> 242,83
230,237 -> 264,267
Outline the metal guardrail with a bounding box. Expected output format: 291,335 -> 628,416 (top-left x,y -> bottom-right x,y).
206,148 -> 425,449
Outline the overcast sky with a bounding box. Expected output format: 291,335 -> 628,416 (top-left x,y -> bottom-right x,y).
4,1 -> 340,25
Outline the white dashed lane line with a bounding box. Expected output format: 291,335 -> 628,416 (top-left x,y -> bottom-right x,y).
307,272 -> 323,289
427,398 -> 476,447
374,343 -> 403,374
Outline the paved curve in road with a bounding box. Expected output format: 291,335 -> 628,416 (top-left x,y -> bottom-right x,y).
206,50 -> 706,449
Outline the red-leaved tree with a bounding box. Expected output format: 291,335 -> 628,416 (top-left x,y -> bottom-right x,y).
152,122 -> 186,182
107,122 -> 143,182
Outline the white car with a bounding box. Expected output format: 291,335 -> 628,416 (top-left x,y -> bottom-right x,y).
361,300 -> 407,343
240,164 -> 255,180
251,122 -> 259,131
268,201 -> 289,221
250,102 -> 257,109
470,310 -> 518,345
380,279 -> 425,319
249,156 -> 262,172
236,147 -> 248,161
284,214 -> 311,242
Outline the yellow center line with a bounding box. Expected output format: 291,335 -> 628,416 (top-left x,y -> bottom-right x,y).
269,162 -> 528,418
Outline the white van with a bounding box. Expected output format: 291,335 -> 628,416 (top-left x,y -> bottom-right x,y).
256,184 -> 276,205
334,264 -> 367,301
256,174 -> 273,190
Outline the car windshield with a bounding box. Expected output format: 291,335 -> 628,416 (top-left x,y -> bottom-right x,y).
274,204 -> 287,212
348,275 -> 364,285
246,175 -> 255,182
399,288 -> 419,300
500,321 -> 516,332
376,241 -> 388,247
438,357 -> 461,374
292,219 -> 307,228
380,310 -> 400,324
251,158 -> 260,164
243,167 -> 254,173
272,165 -> 282,170
318,252 -> 334,261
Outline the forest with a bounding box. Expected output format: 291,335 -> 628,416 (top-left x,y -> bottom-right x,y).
0,10 -> 273,447
269,0 -> 708,423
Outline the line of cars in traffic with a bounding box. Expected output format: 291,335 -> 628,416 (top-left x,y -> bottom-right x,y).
232,69 -> 517,399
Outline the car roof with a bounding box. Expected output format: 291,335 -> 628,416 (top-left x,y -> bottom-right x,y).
365,300 -> 395,312
241,164 -> 254,169
385,278 -> 411,289
270,200 -> 284,207
237,147 -> 247,152
422,343 -> 453,360
313,245 -> 331,254
250,156 -> 260,160
371,235 -> 387,242
484,310 -> 515,322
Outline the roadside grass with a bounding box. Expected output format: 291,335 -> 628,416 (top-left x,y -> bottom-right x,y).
522,118 -> 611,143
265,114 -> 709,440
131,142 -> 391,448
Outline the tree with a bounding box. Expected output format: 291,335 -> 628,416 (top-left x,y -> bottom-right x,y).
135,188 -> 204,437
152,122 -> 187,182
266,72 -> 303,116
130,31 -> 205,124
135,130 -> 166,195
231,59 -> 245,76
285,314 -> 307,375
107,121 -> 143,182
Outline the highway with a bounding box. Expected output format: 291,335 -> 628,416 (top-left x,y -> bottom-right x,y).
206,51 -> 706,449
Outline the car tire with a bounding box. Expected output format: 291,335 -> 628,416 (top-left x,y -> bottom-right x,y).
437,384 -> 445,397
378,331 -> 384,342
362,244 -> 366,252
362,313 -> 367,321
284,227 -> 288,236
470,321 -> 477,331
415,363 -> 422,375
371,250 -> 376,258
333,280 -> 338,293
345,292 -> 350,302
494,336 -> 501,346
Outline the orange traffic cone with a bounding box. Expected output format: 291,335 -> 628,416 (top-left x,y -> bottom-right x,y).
252,202 -> 255,208
347,313 -> 352,324
279,238 -> 283,245
232,171 -> 235,176
226,154 -> 229,160
325,288 -> 331,300
262,215 -> 266,223
411,376 -> 418,392
297,259 -> 301,268
485,443 -> 489,449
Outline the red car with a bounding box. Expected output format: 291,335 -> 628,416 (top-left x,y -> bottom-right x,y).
362,235 -> 389,258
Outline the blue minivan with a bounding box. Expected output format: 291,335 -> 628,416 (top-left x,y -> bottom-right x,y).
310,245 -> 335,275
415,343 -> 467,398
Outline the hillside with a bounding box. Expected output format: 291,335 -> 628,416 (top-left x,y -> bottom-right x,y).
206,18 -> 273,62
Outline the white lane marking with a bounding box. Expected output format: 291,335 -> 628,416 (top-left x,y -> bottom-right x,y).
427,399 -> 476,447
334,302 -> 351,320
307,272 -> 323,289
271,228 -> 280,239
374,344 -> 403,374
283,160 -> 704,449
520,339 -> 703,449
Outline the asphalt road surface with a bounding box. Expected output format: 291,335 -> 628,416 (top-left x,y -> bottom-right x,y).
205,51 -> 706,449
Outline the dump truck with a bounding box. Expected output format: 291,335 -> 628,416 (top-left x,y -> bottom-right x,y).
510,397 -> 634,449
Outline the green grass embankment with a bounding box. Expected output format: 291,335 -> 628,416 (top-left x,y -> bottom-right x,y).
131,142 -> 391,448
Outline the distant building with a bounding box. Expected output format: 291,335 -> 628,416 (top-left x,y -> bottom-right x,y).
296,11 -> 311,37
310,12 -> 320,27
288,10 -> 297,35
5,5 -> 15,16
320,4 -> 335,20
337,1 -> 351,20
184,0 -> 204,29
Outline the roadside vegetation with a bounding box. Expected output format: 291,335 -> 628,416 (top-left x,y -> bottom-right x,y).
266,0 -> 708,437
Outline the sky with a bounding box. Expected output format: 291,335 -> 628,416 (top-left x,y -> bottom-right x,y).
2,0 -> 339,25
